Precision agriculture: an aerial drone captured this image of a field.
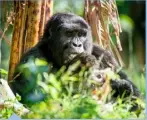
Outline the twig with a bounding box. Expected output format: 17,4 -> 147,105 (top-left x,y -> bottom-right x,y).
0,29 -> 11,46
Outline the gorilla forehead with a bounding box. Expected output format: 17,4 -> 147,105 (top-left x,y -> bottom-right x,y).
45,13 -> 89,32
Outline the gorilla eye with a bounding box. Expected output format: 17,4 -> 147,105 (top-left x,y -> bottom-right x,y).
78,31 -> 86,37
78,32 -> 82,37
66,31 -> 74,37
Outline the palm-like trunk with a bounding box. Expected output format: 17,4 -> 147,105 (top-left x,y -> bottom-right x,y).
84,0 -> 123,67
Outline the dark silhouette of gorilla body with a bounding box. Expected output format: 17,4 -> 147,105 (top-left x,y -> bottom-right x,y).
10,13 -> 140,103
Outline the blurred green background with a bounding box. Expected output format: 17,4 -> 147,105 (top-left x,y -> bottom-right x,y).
0,0 -> 145,94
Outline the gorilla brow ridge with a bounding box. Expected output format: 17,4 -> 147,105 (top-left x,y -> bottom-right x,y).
57,23 -> 88,33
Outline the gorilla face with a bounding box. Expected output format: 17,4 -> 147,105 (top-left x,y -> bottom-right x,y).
60,25 -> 92,64
43,13 -> 93,66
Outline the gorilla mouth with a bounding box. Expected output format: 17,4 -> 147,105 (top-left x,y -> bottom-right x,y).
63,45 -> 84,64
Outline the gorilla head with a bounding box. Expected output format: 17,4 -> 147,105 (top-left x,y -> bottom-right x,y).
42,13 -> 93,66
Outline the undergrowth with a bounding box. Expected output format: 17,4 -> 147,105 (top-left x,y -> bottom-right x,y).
0,59 -> 146,119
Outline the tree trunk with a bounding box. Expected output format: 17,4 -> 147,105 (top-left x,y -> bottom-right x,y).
8,0 -> 53,82
84,0 -> 124,67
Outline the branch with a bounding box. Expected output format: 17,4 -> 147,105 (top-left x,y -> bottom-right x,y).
0,29 -> 11,46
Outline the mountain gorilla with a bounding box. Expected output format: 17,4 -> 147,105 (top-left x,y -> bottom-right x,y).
10,13 -> 140,103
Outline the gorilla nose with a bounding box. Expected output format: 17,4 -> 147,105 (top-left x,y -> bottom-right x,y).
72,42 -> 82,47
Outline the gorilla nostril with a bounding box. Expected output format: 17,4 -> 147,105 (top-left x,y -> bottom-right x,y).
72,42 -> 82,47
78,44 -> 82,47
72,42 -> 78,47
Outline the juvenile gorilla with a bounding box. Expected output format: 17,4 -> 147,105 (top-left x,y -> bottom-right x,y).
10,13 -> 140,103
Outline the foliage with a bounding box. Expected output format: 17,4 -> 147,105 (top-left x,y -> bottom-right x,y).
0,69 -> 8,79
0,59 -> 145,119
0,95 -> 24,118
24,95 -> 145,119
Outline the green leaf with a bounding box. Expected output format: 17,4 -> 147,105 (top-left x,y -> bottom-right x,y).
35,58 -> 48,66
0,69 -> 8,75
48,85 -> 59,99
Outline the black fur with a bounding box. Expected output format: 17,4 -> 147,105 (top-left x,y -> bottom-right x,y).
10,13 -> 140,103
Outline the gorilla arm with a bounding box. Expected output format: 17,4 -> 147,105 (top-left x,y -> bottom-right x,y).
92,44 -> 119,70
68,45 -> 140,98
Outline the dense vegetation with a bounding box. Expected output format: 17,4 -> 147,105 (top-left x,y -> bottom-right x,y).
0,59 -> 145,119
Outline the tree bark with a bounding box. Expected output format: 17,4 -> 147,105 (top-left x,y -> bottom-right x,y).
8,0 -> 53,82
